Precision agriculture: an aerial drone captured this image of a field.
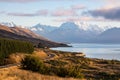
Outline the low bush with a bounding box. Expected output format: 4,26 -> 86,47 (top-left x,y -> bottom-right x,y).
98,72 -> 120,80
45,60 -> 68,66
21,55 -> 84,79
21,55 -> 49,74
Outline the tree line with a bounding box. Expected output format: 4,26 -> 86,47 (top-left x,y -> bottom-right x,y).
0,38 -> 34,65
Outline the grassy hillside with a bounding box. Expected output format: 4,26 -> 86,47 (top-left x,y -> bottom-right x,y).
0,66 -> 81,80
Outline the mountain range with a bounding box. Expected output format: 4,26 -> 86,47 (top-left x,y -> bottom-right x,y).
0,23 -> 68,47
29,22 -> 120,43
1,22 -> 120,43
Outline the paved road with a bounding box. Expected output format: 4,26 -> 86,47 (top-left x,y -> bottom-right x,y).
0,53 -> 55,69
0,63 -> 20,69
0,49 -> 56,69
45,53 -> 55,60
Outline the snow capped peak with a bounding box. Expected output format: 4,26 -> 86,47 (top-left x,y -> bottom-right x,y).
75,21 -> 114,32
74,21 -> 107,33
60,22 -> 79,29
0,22 -> 16,27
75,22 -> 89,30
29,23 -> 58,35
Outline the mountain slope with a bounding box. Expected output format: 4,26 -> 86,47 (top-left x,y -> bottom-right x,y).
30,24 -> 57,36
0,24 -> 68,47
93,28 -> 120,43
45,22 -> 103,43
0,23 -> 48,40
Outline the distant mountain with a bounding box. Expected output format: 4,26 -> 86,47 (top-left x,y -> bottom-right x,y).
30,22 -> 104,43
46,22 -> 86,42
0,24 -> 68,47
0,22 -> 48,39
0,22 -> 16,27
30,22 -> 120,43
2,22 -> 119,44
29,23 -> 57,36
75,22 -> 104,32
93,28 -> 120,43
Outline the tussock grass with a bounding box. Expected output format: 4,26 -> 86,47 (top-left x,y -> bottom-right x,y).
0,66 -> 83,80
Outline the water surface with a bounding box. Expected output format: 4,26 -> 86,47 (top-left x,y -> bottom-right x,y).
51,43 -> 120,60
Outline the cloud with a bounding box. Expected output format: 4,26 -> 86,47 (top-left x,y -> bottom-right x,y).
7,9 -> 48,17
36,9 -> 48,16
85,7 -> 120,21
51,4 -> 86,17
7,13 -> 38,17
71,4 -> 86,10
103,0 -> 120,3
0,0 -> 41,3
0,0 -> 74,3
53,16 -> 106,22
0,11 -> 5,14
51,8 -> 78,17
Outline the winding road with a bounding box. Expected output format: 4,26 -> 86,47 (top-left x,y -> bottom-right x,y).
0,63 -> 20,69
0,52 -> 56,69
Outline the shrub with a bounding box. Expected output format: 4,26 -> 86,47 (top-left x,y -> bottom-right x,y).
21,55 -> 84,79
68,66 -> 84,78
51,65 -> 84,78
98,72 -> 120,80
21,56 -> 43,71
21,55 -> 49,74
54,66 -> 69,77
45,60 -> 68,66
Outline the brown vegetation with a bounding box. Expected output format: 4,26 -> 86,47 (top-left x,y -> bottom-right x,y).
1,48 -> 120,80
0,66 -> 81,80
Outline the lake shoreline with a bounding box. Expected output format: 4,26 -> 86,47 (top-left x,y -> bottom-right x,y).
51,43 -> 120,60
1,48 -> 120,80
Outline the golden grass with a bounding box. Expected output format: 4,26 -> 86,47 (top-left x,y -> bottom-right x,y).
2,48 -> 120,80
0,66 -> 83,80
7,53 -> 25,64
33,50 -> 48,59
7,49 -> 48,64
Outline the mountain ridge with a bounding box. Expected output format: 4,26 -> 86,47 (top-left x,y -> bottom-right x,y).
2,22 -> 120,43
29,22 -> 120,43
0,24 -> 68,47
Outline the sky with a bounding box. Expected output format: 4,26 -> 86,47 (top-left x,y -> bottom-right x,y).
0,0 -> 120,27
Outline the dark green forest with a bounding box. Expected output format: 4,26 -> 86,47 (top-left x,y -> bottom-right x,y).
0,38 -> 34,65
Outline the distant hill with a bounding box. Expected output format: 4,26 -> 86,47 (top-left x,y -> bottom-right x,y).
0,24 -> 68,48
93,28 -> 120,43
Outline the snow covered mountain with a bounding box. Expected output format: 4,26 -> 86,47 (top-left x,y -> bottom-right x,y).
1,22 -> 17,27
75,22 -> 104,33
2,22 -> 119,43
30,22 -> 106,43
0,22 -> 46,39
29,23 -> 57,36
46,22 -> 104,42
